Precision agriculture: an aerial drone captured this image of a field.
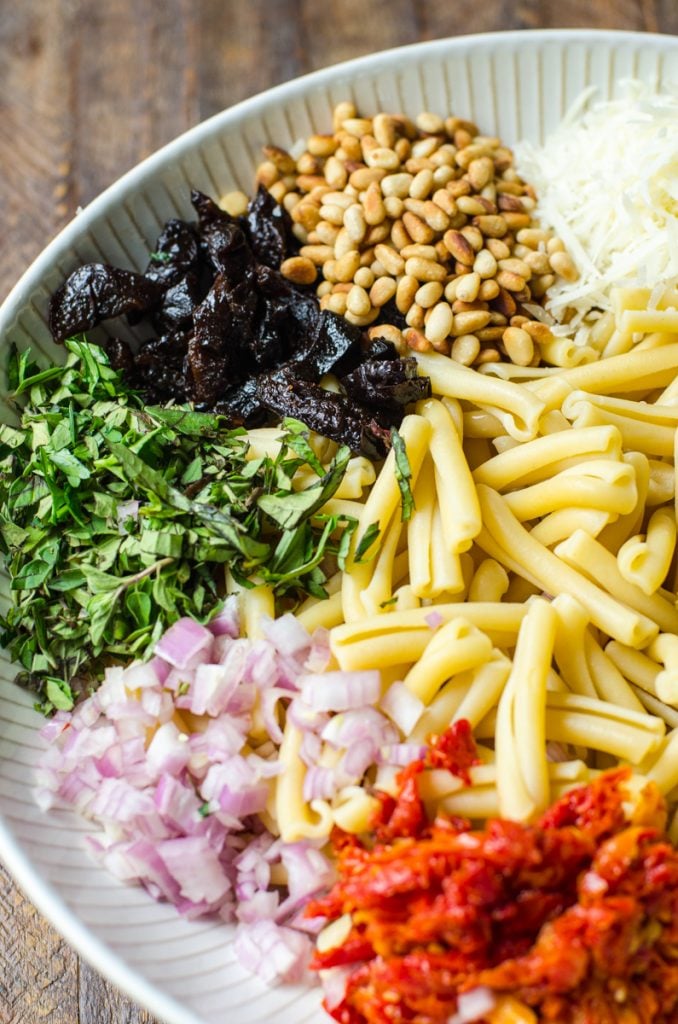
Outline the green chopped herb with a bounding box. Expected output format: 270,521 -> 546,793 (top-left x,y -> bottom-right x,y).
391,427 -> 415,522
198,802 -> 212,818
0,340 -> 357,699
354,521 -> 381,563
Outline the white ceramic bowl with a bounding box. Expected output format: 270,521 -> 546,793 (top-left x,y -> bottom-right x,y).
1,28 -> 678,1024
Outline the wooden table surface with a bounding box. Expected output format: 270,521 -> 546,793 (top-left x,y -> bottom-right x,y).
1,2 -> 677,1022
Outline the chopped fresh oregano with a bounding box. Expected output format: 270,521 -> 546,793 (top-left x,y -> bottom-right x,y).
390,427 -> 415,522
0,340 -> 357,704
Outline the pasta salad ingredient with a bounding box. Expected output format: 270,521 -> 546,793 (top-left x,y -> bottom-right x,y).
515,85 -> 678,328
309,767 -> 678,1024
50,188 -> 431,453
0,340 -> 370,702
255,103 -> 576,365
36,605 -> 443,981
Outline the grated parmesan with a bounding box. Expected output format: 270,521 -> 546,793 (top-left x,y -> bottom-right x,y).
515,83 -> 678,326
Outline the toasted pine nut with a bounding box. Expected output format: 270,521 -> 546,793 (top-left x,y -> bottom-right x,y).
416,111 -> 446,135
415,281 -> 444,308
384,195 -> 404,218
476,346 -> 501,364
453,310 -> 492,335
549,250 -> 579,282
471,248 -> 496,278
425,302 -> 454,345
460,225 -> 484,251
443,229 -> 475,265
319,203 -> 345,226
467,156 -> 495,191
349,167 -> 386,190
256,160 -> 280,188
326,292 -> 347,314
473,214 -> 508,237
406,303 -> 426,329
364,222 -> 391,245
498,257 -> 532,279
503,212 -> 532,230
516,227 -> 548,248
502,326 -> 534,365
381,172 -> 414,198
476,327 -> 506,342
524,250 -> 551,275
496,269 -> 527,292
344,204 -> 367,243
368,276 -> 397,307
373,113 -> 397,148
308,133 -> 338,157
405,257 -> 447,282
374,243 -> 405,276
478,279 -> 500,301
341,117 -> 373,137
363,182 -> 387,226
354,266 -> 375,289
486,237 -> 511,260
411,136 -> 440,159
400,244 -> 438,261
457,195 -> 487,216
297,173 -> 329,192
410,168 -> 435,200
316,220 -> 340,245
432,165 -> 456,186
316,280 -> 332,297
219,190 -> 249,217
522,320 -> 554,344
401,211 -> 434,244
404,327 -> 431,352
299,244 -> 334,265
421,200 -> 450,232
396,274 -> 419,313
451,334 -> 480,366
366,147 -> 400,171
455,271 -> 481,303
334,226 -> 356,259
280,256 -> 317,285
345,308 -> 380,327
346,284 -> 371,317
334,250 -> 361,282
368,323 -> 405,351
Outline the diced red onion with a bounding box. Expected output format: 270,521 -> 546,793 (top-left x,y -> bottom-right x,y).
306,627 -> 331,673
300,670 -> 381,712
380,681 -> 424,735
236,890 -> 279,923
341,738 -> 378,779
322,708 -> 398,749
117,499 -> 140,534
447,987 -> 497,1024
148,655 -> 171,685
378,743 -> 427,767
208,596 -> 240,638
154,617 -> 214,670
154,774 -> 202,833
303,765 -> 337,802
425,610 -> 444,629
264,613 -> 311,658
157,836 -> 232,904
146,722 -> 191,777
259,687 -> 288,744
233,919 -> 312,986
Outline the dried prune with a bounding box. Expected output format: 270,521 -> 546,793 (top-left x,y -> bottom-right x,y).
49,264 -> 164,343
342,357 -> 431,412
135,331 -> 190,402
293,311 -> 363,380
213,378 -> 267,427
104,338 -> 136,378
257,367 -> 390,457
245,185 -> 295,268
144,219 -> 201,286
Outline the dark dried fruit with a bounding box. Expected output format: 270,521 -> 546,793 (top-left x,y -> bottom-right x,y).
144,219 -> 201,286
257,367 -> 391,457
49,264 -> 164,343
342,357 -> 431,412
245,185 -> 295,268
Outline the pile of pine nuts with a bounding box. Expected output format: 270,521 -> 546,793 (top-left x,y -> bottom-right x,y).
242,102 -> 578,368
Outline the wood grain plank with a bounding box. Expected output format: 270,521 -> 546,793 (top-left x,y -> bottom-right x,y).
0,861 -> 79,1024
79,961 -> 156,1024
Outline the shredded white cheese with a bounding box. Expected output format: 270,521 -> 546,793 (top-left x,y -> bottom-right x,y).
515,83 -> 678,325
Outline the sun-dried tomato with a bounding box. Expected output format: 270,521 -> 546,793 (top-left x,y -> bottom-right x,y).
309,769 -> 678,1024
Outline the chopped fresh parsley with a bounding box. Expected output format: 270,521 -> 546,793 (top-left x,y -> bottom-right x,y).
0,339 -> 360,704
